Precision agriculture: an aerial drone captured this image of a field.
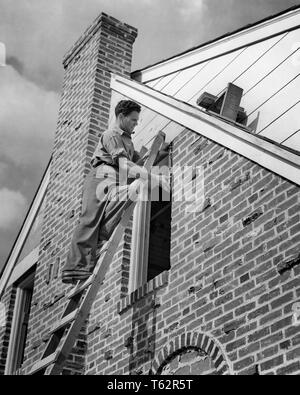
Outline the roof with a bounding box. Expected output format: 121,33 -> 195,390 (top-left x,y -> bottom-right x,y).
111,73 -> 300,184
132,4 -> 300,77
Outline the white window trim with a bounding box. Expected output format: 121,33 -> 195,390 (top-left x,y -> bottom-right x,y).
129,156 -> 170,293
5,271 -> 35,375
128,186 -> 151,293
6,248 -> 38,289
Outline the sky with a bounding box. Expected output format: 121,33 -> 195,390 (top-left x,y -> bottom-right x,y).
0,0 -> 298,272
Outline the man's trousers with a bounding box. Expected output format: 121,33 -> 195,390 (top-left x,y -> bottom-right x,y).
62,164 -> 133,279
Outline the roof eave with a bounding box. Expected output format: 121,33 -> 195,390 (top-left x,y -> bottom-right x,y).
132,5 -> 300,83
0,159 -> 51,297
111,73 -> 300,186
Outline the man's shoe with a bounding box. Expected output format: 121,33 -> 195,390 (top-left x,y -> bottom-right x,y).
61,241 -> 109,285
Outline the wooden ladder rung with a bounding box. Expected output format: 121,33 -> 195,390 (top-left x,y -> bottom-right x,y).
30,352 -> 57,374
67,275 -> 95,299
50,310 -> 78,334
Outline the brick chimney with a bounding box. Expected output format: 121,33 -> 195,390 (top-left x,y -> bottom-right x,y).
21,13 -> 137,375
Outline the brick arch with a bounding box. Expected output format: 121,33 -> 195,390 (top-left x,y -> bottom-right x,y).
150,332 -> 232,375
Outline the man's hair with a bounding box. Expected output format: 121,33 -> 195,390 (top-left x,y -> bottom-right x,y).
115,100 -> 141,117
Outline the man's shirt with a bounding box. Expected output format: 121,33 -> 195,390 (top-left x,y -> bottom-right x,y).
91,125 -> 140,168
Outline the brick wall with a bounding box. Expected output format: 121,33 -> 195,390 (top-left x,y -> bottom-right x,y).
83,126 -> 300,376
0,285 -> 16,374
3,13 -> 137,375
165,129 -> 300,375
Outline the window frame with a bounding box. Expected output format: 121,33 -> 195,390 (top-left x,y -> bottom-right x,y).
128,154 -> 171,293
4,269 -> 35,375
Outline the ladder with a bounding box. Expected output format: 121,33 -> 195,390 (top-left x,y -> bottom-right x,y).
29,131 -> 166,375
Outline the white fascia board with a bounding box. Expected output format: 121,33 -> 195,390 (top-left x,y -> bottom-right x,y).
6,247 -> 38,289
0,163 -> 50,297
134,9 -> 300,83
111,74 -> 300,185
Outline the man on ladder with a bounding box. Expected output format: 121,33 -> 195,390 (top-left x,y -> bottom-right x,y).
62,100 -> 169,285
30,108 -> 167,375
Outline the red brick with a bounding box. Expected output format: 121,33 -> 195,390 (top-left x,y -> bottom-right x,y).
224,297 -> 244,312
277,361 -> 300,375
226,338 -> 246,353
271,316 -> 293,333
286,346 -> 300,361
214,312 -> 234,327
235,302 -> 256,317
248,327 -> 270,343
260,355 -> 284,371
233,356 -> 255,371
256,268 -> 278,285
234,281 -> 255,297
270,292 -> 294,310
260,332 -> 283,348
204,307 -> 223,322
236,322 -> 257,337
238,342 -> 260,358
258,288 -> 280,304
292,333 -> 300,346
257,344 -> 279,361
214,292 -> 233,307
282,277 -> 300,292
247,305 -> 269,320
260,310 -> 282,326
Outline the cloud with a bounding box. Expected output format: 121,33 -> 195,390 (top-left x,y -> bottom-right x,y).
177,0 -> 205,20
0,64 -> 57,269
0,65 -> 59,167
0,41 -> 5,66
0,227 -> 20,272
0,162 -> 9,182
6,55 -> 24,75
0,188 -> 27,229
